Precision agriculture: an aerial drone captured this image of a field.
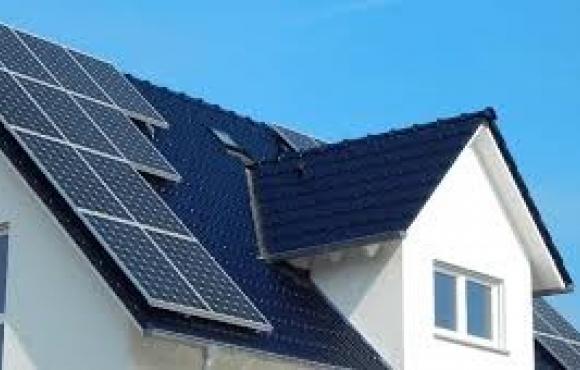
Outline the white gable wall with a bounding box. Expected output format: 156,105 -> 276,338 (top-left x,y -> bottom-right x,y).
0,151 -> 307,370
402,132 -> 533,369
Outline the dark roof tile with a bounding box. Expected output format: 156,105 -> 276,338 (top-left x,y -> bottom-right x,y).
250,111 -> 487,258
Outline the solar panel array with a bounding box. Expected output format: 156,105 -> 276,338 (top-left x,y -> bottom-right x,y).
534,298 -> 580,369
0,24 -> 178,180
0,23 -> 271,332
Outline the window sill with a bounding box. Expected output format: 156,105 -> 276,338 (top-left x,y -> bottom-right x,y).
434,331 -> 509,356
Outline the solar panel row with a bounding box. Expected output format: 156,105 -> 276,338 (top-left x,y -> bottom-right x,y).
0,24 -> 271,330
0,65 -> 178,180
0,24 -> 166,127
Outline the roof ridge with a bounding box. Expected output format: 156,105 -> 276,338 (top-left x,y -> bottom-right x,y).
255,107 -> 497,166
126,74 -> 272,130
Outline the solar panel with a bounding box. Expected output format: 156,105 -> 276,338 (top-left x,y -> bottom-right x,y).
18,77 -> 118,156
76,96 -> 179,180
0,71 -> 63,138
13,131 -> 130,219
79,150 -> 190,236
83,214 -> 207,310
15,30 -> 112,103
0,25 -> 56,85
69,49 -> 167,127
148,231 -> 269,324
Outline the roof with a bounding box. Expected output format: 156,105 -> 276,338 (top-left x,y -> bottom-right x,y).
0,23 -> 573,368
0,74 -> 388,369
533,298 -> 580,369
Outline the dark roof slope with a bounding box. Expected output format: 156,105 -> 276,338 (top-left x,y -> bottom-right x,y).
250,110 -> 493,259
124,77 -> 390,369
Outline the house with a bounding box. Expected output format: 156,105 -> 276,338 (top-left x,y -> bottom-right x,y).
0,23 -> 577,369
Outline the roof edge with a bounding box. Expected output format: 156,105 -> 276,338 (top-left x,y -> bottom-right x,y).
485,120 -> 574,292
263,230 -> 406,262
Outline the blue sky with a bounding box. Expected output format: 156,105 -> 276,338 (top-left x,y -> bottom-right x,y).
3,1 -> 579,328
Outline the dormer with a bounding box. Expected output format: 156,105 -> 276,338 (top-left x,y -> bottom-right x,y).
247,108 -> 572,369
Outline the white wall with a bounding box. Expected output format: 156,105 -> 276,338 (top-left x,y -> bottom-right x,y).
312,128 -> 535,369
402,138 -> 533,369
311,241 -> 404,369
0,151 -> 308,370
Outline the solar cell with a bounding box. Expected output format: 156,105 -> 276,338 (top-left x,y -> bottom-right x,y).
18,78 -> 119,156
83,214 -> 207,310
0,71 -> 63,138
69,49 -> 167,127
15,30 -> 112,103
76,97 -> 179,179
79,150 -> 189,236
0,25 -> 56,85
147,231 -> 268,324
14,131 -> 130,219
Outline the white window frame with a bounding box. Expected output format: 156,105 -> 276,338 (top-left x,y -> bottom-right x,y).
433,261 -> 506,353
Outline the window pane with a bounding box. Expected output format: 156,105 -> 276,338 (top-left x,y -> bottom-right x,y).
467,280 -> 492,339
434,271 -> 456,330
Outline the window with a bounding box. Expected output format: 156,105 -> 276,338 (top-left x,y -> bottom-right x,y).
434,262 -> 504,350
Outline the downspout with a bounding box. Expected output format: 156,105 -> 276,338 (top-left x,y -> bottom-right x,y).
201,345 -> 219,370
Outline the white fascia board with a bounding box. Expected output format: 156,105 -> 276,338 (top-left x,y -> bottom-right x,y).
469,126 -> 566,293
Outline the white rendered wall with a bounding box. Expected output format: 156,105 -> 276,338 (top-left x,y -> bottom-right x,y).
0,152 -> 307,370
402,141 -> 533,369
311,241 -> 404,368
